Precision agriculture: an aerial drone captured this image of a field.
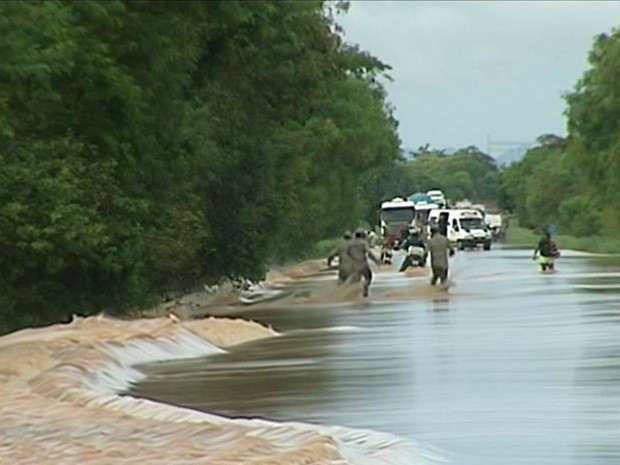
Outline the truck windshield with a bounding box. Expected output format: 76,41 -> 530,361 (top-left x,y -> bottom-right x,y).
381,208 -> 415,223
460,217 -> 485,229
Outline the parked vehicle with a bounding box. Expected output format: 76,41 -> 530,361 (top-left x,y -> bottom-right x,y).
485,213 -> 504,241
454,199 -> 473,209
428,208 -> 493,250
408,192 -> 433,205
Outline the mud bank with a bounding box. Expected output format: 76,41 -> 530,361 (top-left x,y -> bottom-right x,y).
0,313 -> 438,465
147,255 -> 436,318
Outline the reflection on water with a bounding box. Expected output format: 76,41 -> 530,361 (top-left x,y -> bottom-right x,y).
130,248 -> 620,465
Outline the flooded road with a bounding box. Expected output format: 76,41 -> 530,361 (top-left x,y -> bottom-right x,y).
130,247 -> 620,465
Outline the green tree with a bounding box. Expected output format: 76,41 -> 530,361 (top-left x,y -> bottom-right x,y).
564,28 -> 620,234
0,1 -> 401,333
502,28 -> 620,238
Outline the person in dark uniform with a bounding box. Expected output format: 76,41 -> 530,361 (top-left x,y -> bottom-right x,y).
438,217 -> 449,237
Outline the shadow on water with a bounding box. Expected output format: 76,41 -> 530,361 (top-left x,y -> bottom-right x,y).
130,246 -> 620,465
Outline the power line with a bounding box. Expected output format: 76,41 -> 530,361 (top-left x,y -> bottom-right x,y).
486,134 -> 534,156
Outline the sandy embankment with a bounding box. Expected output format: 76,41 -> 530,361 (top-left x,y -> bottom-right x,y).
0,258 -> 436,465
0,315 -> 347,465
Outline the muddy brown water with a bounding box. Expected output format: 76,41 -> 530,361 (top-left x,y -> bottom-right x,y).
129,246 -> 620,465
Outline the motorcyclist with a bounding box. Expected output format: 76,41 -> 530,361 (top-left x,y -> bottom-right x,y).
398,228 -> 427,271
396,226 -> 409,249
380,239 -> 393,265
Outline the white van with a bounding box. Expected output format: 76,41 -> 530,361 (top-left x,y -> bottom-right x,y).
426,189 -> 446,206
428,209 -> 492,250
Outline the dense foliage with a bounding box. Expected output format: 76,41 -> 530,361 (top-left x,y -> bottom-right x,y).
500,27 -> 620,237
0,1 -> 400,332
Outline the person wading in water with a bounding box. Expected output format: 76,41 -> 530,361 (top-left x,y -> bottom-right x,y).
426,225 -> 455,286
327,231 -> 354,284
346,229 -> 380,297
533,231 -> 560,272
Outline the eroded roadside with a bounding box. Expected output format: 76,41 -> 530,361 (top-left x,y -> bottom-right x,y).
0,256 -> 438,465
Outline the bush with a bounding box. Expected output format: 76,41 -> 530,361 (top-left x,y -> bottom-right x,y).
558,196 -> 601,237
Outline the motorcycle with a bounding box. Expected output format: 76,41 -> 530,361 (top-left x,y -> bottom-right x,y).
407,245 -> 427,267
398,245 -> 427,272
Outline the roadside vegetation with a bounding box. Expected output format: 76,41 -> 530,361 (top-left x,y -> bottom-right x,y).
0,1 -> 400,333
358,145 -> 502,222
500,28 -> 620,242
506,221 -> 620,255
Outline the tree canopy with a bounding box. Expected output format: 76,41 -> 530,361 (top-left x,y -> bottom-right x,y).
0,1 -> 400,333
358,145 -> 501,222
500,27 -> 620,237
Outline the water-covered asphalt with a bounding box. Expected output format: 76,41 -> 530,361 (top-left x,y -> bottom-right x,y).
130,246 -> 620,465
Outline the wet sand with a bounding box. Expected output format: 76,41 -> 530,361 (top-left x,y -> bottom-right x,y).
1,316 -> 345,465
0,256 -> 438,465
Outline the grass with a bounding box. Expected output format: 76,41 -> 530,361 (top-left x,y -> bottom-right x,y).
504,225 -> 539,246
307,236 -> 342,260
506,223 -> 620,255
263,236 -> 344,273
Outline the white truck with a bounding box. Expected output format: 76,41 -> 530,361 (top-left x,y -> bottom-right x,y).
428,208 -> 493,250
426,189 -> 447,207
484,213 -> 504,241
454,199 -> 473,209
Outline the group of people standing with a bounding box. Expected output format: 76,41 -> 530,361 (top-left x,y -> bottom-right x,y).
327,229 -> 379,297
327,225 -> 455,297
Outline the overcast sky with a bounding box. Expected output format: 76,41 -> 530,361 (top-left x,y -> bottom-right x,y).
336,1 -> 620,156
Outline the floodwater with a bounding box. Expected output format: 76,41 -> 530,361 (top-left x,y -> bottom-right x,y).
130,246 -> 620,465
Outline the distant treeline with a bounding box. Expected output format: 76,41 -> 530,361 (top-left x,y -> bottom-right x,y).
0,1 -> 401,332
358,145 -> 502,220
